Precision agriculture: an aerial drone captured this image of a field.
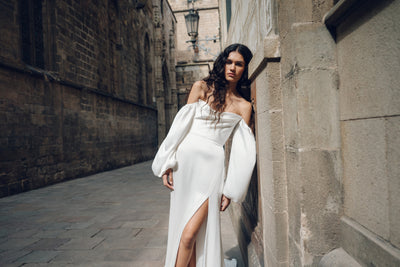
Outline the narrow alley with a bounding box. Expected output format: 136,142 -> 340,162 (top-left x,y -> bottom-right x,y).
0,161 -> 243,266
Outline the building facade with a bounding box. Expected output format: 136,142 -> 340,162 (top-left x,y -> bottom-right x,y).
220,0 -> 400,266
169,0 -> 221,108
0,0 -> 176,197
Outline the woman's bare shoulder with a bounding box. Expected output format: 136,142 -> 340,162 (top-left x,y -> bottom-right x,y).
187,81 -> 209,103
237,98 -> 253,125
192,80 -> 209,95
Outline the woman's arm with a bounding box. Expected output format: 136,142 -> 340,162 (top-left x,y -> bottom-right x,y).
159,80 -> 208,190
220,195 -> 231,211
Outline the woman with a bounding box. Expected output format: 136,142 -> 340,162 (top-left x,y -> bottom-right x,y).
152,43 -> 256,267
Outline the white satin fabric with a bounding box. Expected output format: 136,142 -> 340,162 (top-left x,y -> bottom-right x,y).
152,99 -> 256,267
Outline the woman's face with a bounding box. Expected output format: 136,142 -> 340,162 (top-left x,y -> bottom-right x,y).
224,51 -> 245,84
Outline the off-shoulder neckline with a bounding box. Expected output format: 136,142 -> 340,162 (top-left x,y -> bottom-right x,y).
197,99 -> 243,119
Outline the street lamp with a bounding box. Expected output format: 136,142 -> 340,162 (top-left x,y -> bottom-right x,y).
184,9 -> 199,49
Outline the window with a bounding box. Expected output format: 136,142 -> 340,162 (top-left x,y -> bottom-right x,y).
226,0 -> 231,30
20,0 -> 44,68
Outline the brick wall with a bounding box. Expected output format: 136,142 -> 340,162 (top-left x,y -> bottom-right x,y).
0,0 -> 166,197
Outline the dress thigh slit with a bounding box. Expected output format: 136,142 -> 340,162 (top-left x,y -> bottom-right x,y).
171,195 -> 210,266
166,134 -> 225,267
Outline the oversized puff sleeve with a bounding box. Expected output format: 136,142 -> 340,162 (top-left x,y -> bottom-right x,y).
222,120 -> 256,202
151,102 -> 196,177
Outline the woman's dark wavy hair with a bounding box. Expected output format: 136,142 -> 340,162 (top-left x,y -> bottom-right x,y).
203,43 -> 253,116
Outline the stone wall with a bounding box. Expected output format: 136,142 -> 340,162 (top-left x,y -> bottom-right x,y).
0,69 -> 157,197
0,0 -> 175,197
220,0 -> 400,266
322,0 -> 400,266
153,0 -> 178,143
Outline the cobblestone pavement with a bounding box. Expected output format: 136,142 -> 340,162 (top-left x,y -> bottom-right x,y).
0,161 -> 244,266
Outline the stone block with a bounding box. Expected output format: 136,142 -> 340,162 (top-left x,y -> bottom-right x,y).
285,150 -> 302,246
262,205 -> 278,264
57,237 -> 104,250
258,161 -> 273,214
265,62 -> 282,112
342,118 -> 390,239
0,238 -> 39,250
282,76 -> 299,150
255,109 -> 273,162
120,219 -> 159,229
262,205 -> 289,264
25,238 -> 70,250
294,0 -> 313,23
341,216 -> 400,267
0,249 -> 31,265
318,247 -> 361,267
51,249 -> 105,263
281,24 -> 337,156
249,35 -> 280,81
94,236 -> 148,251
260,160 -> 287,213
270,111 -> 284,162
288,235 -> 302,267
33,230 -> 67,239
106,247 -> 165,261
300,149 -> 342,255
65,221 -> 94,230
296,68 -> 340,149
274,211 -> 289,262
14,250 -> 60,264
127,261 -> 165,267
291,22 -> 336,69
93,228 -> 141,239
277,0 -> 295,40
386,117 -> 400,248
144,230 -> 168,249
254,69 -> 270,114
337,0 -> 400,120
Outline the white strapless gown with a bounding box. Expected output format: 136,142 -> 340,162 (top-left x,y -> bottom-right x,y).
152,99 -> 256,267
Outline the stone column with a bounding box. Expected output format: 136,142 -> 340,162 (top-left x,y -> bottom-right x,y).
281,21 -> 341,266
249,35 -> 289,267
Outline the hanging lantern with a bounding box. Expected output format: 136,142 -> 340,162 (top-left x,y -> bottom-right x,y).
184,9 -> 199,39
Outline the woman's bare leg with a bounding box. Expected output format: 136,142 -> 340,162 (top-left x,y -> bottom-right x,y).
188,243 -> 196,267
175,199 -> 209,267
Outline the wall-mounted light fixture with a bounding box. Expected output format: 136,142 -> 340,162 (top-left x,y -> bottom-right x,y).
184,9 -> 199,50
184,5 -> 219,57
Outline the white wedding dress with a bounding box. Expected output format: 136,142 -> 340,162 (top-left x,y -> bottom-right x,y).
152,99 -> 256,267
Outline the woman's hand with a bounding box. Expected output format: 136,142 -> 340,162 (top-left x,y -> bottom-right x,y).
220,195 -> 231,211
162,168 -> 174,190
